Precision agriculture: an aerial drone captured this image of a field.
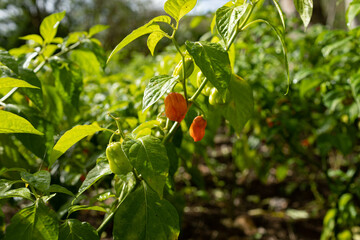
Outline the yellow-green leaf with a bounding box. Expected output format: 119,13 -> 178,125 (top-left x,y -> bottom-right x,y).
0,110 -> 43,135
0,77 -> 39,89
40,11 -> 66,44
164,0 -> 197,22
49,123 -> 105,167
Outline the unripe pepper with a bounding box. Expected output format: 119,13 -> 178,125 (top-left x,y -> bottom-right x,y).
189,116 -> 207,142
164,92 -> 187,122
196,71 -> 213,96
106,142 -> 133,175
172,57 -> 194,80
209,88 -> 230,105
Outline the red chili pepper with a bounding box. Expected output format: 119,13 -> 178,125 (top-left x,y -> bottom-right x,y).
164,92 -> 187,123
190,116 -> 207,142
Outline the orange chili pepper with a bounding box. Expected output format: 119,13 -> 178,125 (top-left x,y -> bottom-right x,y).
189,116 -> 207,142
164,92 -> 187,123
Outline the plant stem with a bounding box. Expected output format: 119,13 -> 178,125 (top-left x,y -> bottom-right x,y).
162,121 -> 179,143
189,77 -> 209,102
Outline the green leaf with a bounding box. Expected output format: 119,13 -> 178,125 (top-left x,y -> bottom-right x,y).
215,3 -> 249,49
49,123 -> 105,167
321,36 -> 353,57
0,77 -> 39,89
114,172 -> 137,198
0,51 -> 19,74
76,160 -> 112,200
244,19 -> 290,93
59,219 -> 99,240
350,74 -> 360,115
164,0 -> 197,22
107,23 -> 161,63
293,0 -> 313,29
68,205 -> 106,216
222,75 -> 253,133
122,136 -> 169,198
147,31 -> 167,56
4,200 -> 59,240
0,110 -> 43,135
339,193 -> 352,211
272,0 -> 286,29
40,11 -> 66,44
113,182 -> 179,240
132,120 -> 161,138
50,59 -> 83,108
19,34 -> 43,45
48,184 -> 74,196
70,50 -> 102,77
142,75 -> 178,112
21,170 -> 51,192
0,187 -> 33,201
0,179 -> 18,194
186,41 -> 232,92
346,0 -> 360,28
151,15 -> 173,24
88,24 -> 109,37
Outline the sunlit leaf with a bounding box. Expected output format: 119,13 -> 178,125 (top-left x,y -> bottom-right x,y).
19,34 -> 43,45
164,0 -> 197,22
142,75 -> 178,112
216,3 -> 249,49
88,24 -> 109,37
293,0 -> 313,29
40,11 -> 66,44
49,123 -> 105,167
186,41 -> 232,92
0,77 -> 39,89
346,0 -> 360,28
21,170 -> 51,192
122,136 -> 169,198
147,31 -> 167,56
0,110 -> 43,135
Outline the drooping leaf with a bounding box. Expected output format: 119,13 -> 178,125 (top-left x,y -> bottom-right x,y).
68,205 -> 107,216
147,31 -> 167,56
59,219 -> 99,240
122,136 -> 169,198
222,75 -> 253,133
20,34 -> 44,45
0,77 -> 39,89
48,184 -> 74,196
40,11 -> 66,44
88,24 -> 109,37
21,170 -> 51,192
272,0 -> 286,29
49,123 -> 105,167
107,23 -> 160,63
4,200 -> 59,240
215,3 -> 249,49
164,0 -> 197,22
75,160 -> 112,200
113,182 -> 179,240
346,0 -> 360,28
0,110 -> 43,135
293,0 -> 313,29
185,41 -> 232,92
142,75 -> 178,112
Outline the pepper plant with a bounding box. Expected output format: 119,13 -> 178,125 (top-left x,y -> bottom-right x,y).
0,0 -> 315,239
